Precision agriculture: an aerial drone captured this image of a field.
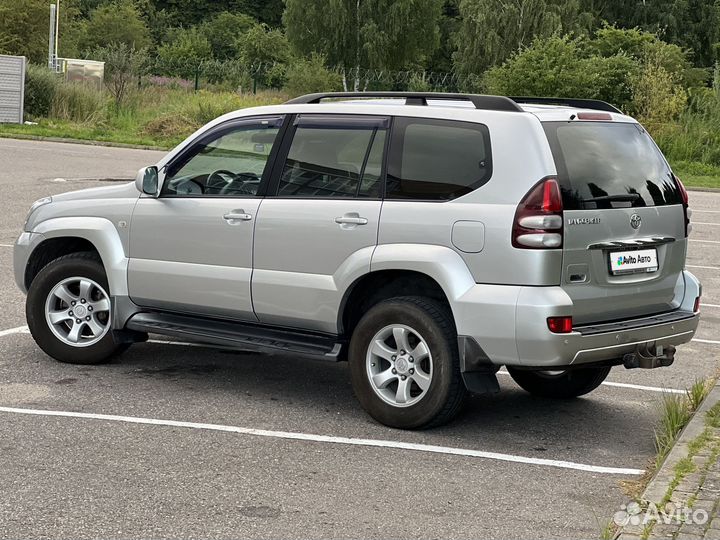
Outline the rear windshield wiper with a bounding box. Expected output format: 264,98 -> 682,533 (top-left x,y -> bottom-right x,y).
582,194 -> 641,204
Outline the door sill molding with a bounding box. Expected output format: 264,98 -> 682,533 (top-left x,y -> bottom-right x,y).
125,311 -> 343,360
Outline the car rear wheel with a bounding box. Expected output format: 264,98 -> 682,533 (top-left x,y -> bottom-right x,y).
506,366 -> 611,398
348,296 -> 466,429
26,252 -> 129,364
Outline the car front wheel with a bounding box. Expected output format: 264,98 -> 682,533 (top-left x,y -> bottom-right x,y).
26,252 -> 129,364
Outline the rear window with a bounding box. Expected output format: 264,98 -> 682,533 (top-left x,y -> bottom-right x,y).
543,122 -> 683,210
386,117 -> 492,200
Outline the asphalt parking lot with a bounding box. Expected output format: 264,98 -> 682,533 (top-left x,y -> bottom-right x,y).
0,138 -> 718,539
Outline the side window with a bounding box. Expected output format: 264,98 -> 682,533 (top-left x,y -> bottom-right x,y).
277,115 -> 388,198
162,116 -> 283,197
386,117 -> 492,200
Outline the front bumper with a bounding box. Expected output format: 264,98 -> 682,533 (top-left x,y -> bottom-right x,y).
13,231 -> 45,294
454,270 -> 701,368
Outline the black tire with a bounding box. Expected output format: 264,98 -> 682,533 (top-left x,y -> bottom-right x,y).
506,365 -> 611,399
348,296 -> 466,429
26,252 -> 129,365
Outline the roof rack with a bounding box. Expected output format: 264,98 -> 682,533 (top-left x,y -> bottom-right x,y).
509,96 -> 621,114
285,92 -> 524,112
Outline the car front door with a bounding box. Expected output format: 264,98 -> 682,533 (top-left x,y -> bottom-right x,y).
128,115 -> 284,320
252,113 -> 389,333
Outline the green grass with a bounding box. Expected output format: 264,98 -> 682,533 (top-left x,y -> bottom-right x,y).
672,160 -> 720,189
1,86 -> 285,149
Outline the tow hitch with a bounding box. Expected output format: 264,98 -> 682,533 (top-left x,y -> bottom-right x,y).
623,343 -> 676,369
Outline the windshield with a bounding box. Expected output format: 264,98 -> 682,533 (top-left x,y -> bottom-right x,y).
542,121 -> 683,210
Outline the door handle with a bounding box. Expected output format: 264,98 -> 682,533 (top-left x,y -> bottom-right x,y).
223,211 -> 252,222
335,216 -> 368,225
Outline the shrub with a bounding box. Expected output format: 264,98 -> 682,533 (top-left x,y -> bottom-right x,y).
78,0 -> 150,52
651,89 -> 720,166
142,113 -> 198,141
283,54 -> 343,97
484,35 -> 639,111
24,64 -> 61,119
50,83 -> 107,123
157,28 -> 213,80
92,43 -> 148,108
631,56 -> 687,127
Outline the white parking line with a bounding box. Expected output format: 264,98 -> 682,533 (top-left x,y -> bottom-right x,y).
496,370 -> 685,394
0,325 -> 29,338
0,405 -> 644,476
691,222 -> 720,226
701,303 -> 720,308
692,338 -> 720,345
689,239 -> 720,244
687,265 -> 720,270
692,210 -> 720,213
0,243 -> 12,248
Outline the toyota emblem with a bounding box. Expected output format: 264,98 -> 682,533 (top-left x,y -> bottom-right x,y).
630,214 -> 642,229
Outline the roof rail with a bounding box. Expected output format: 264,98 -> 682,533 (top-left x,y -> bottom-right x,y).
509,96 -> 622,114
285,92 -> 524,112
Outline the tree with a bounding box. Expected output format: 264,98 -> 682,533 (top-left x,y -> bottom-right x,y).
156,27 -> 212,79
590,25 -> 702,88
92,42 -> 148,107
0,0 -> 51,63
453,0 -> 593,76
484,35 -> 639,110
234,0 -> 284,26
79,0 -> 151,52
237,23 -> 290,88
631,55 -> 688,126
581,0 -> 720,67
201,12 -> 256,60
284,0 -> 443,90
284,53 -> 343,96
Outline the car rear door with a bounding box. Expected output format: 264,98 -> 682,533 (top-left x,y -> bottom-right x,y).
251,113 -> 389,333
543,120 -> 688,325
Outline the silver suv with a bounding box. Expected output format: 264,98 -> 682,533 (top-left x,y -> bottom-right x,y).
14,92 -> 702,429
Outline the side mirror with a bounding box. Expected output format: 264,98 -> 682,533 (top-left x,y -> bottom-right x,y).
135,166 -> 159,196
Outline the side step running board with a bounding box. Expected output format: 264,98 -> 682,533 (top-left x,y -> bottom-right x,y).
125,312 -> 343,360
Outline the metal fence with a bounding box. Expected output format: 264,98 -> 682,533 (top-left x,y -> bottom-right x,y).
141,57 -> 473,93
0,54 -> 26,124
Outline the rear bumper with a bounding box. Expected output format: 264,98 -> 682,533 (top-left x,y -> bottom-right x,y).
454,270 -> 701,368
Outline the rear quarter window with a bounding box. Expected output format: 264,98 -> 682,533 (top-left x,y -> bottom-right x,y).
386,117 -> 492,200
543,121 -> 683,210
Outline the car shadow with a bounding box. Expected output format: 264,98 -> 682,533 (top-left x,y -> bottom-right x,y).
88,340 -> 659,466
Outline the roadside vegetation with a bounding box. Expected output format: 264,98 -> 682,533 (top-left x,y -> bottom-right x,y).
621,378 -> 714,503
1,0 -> 719,186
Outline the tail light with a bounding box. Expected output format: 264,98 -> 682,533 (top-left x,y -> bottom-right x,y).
512,177 -> 564,249
674,174 -> 691,237
693,296 -> 701,313
547,316 -> 573,333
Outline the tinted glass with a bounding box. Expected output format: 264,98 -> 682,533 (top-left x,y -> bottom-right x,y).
278,117 -> 387,198
543,121 -> 683,210
386,117 -> 492,200
162,117 -> 282,197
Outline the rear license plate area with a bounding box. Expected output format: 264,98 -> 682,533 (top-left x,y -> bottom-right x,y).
609,248 -> 658,275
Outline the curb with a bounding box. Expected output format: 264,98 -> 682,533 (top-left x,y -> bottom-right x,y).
618,383 -> 720,539
687,187 -> 720,193
0,133 -> 170,152
643,384 -> 720,505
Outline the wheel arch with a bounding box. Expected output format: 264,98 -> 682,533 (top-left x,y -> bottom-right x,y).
339,244 -> 477,338
26,217 -> 128,296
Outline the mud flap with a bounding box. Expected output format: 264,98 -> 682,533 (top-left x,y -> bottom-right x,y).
458,336 -> 501,395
